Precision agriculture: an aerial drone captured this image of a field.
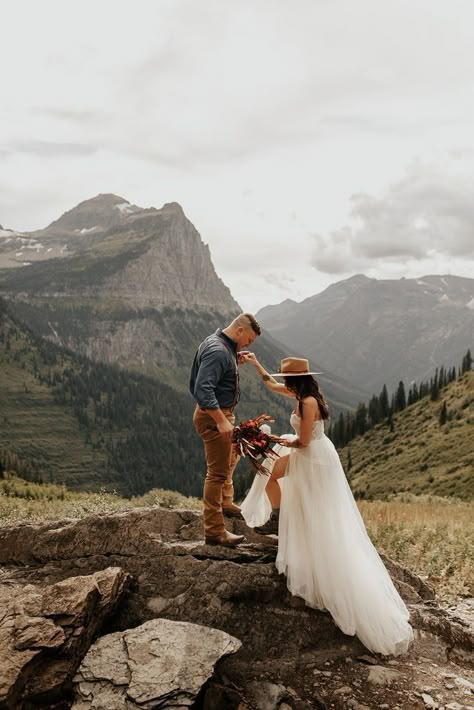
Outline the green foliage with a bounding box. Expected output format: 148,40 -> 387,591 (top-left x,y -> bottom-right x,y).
328,351 -> 470,449
0,299 -> 291,498
0,474 -> 202,526
0,302 -> 205,496
340,370 -> 474,500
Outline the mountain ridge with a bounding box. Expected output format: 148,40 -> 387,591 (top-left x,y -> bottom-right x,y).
0,195 -> 364,410
257,273 -> 474,392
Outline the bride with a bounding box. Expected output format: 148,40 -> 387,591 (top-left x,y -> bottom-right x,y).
240,354 -> 414,656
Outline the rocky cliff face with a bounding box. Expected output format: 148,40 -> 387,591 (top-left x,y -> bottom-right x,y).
0,195 -> 241,379
0,195 -> 239,314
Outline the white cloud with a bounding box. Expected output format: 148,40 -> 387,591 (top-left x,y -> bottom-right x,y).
311,156 -> 474,275
1,0 -> 474,309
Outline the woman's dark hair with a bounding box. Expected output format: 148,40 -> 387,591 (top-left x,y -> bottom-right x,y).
284,375 -> 330,420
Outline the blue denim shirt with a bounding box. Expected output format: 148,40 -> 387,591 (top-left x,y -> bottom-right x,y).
189,329 -> 240,410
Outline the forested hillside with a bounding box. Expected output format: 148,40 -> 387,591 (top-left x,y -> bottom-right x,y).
337,367 -> 474,500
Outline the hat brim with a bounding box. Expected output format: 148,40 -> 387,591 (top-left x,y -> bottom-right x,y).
270,371 -> 322,377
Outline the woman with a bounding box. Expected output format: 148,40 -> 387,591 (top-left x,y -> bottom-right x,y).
241,354 -> 414,656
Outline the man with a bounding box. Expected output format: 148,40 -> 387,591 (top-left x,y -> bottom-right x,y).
190,313 -> 261,546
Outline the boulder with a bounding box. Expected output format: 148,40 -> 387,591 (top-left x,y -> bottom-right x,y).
0,567 -> 130,709
72,618 -> 241,709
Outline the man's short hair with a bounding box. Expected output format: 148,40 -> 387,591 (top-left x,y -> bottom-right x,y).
235,313 -> 261,336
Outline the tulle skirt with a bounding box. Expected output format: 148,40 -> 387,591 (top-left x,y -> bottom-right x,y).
241,434 -> 413,656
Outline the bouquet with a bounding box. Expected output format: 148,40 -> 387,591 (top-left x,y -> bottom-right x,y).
232,414 -> 286,474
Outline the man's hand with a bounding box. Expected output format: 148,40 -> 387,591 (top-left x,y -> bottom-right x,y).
217,418 -> 235,439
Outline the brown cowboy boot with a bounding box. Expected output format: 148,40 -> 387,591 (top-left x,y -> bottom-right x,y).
205,530 -> 245,547
222,500 -> 244,519
203,479 -> 245,546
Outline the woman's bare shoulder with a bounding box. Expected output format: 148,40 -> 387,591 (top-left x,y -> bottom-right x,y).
301,395 -> 317,406
301,396 -> 322,420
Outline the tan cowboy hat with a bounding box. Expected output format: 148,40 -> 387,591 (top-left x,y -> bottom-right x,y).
270,357 -> 322,377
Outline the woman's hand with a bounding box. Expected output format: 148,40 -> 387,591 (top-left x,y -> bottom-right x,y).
239,351 -> 258,366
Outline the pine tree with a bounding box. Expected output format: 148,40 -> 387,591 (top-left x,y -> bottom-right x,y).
355,403 -> 368,436
462,349 -> 472,373
379,385 -> 389,418
387,410 -> 395,432
439,401 -> 447,426
395,381 -> 406,411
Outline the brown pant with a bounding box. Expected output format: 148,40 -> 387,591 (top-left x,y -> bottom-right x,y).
193,406 -> 239,536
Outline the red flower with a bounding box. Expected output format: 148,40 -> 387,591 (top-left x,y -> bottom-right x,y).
232,414 -> 285,474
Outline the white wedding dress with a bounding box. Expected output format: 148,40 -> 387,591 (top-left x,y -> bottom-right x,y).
241,413 -> 414,656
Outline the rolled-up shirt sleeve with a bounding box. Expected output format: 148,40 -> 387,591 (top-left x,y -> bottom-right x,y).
193,348 -> 227,409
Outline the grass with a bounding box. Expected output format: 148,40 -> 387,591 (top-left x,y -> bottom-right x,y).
0,358 -> 114,490
1,475 -> 472,603
359,495 -> 474,602
343,371 -> 474,501
0,474 -> 202,527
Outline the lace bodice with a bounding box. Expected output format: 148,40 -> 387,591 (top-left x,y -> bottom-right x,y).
290,413 -> 325,440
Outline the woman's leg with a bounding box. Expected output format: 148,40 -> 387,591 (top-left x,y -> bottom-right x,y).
254,454 -> 290,534
265,454 -> 290,508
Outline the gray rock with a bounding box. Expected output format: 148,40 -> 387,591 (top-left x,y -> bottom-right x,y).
421,693 -> 438,709
0,567 -> 130,709
334,686 -> 353,695
73,618 -> 241,709
357,653 -> 379,665
246,681 -> 288,710
367,665 -> 402,686
455,676 -> 474,692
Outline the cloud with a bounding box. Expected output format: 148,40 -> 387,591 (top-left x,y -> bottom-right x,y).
3,140 -> 97,158
263,272 -> 297,292
34,107 -> 99,122
311,159 -> 474,274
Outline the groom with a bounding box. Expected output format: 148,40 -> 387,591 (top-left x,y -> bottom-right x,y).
190,313 -> 261,546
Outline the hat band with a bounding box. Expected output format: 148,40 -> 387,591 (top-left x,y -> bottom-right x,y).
281,369 -> 309,374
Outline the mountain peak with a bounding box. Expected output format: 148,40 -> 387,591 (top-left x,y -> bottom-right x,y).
46,194 -> 139,232
162,201 -> 184,211
345,273 -> 372,284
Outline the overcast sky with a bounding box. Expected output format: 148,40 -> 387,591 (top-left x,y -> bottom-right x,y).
1,0 -> 474,311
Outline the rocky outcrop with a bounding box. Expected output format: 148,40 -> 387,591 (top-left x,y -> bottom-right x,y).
0,508 -> 472,709
72,618 -> 241,709
0,567 -> 131,709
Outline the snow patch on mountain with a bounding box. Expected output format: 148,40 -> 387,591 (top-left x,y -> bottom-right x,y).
116,202 -> 134,214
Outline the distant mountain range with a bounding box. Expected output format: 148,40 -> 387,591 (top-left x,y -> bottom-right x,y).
0,195 -> 366,496
1,194 -> 472,500
257,274 -> 474,393
0,194 -> 364,412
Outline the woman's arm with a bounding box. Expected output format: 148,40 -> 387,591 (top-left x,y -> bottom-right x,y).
288,397 -> 319,448
242,353 -> 295,398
